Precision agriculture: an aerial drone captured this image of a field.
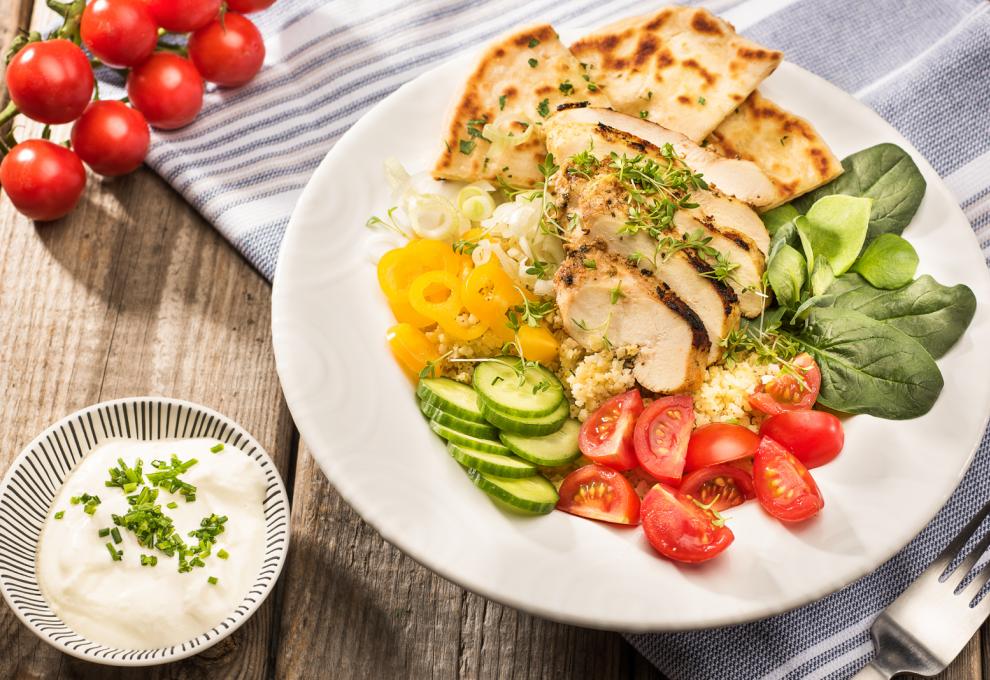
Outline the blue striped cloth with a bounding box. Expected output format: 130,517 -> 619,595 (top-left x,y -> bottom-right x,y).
126,1 -> 990,677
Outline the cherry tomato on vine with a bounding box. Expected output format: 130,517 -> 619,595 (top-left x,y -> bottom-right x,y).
145,0 -> 222,32
226,0 -> 275,12
71,101 -> 151,176
127,53 -> 204,130
6,40 -> 94,124
81,0 -> 158,68
188,12 -> 266,87
0,140 -> 86,221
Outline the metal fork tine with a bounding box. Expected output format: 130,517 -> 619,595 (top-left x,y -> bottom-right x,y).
928,500 -> 990,578
947,527 -> 990,591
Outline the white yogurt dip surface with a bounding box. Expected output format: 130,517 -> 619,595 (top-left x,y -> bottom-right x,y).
36,438 -> 267,650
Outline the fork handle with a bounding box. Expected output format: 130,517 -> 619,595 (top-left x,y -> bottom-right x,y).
851,661 -> 891,679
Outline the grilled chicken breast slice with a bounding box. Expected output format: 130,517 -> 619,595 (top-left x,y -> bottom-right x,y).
555,244 -> 710,394
686,189 -> 770,256
546,106 -> 776,208
571,174 -> 740,363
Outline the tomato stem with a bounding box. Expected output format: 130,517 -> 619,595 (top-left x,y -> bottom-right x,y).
46,0 -> 86,44
0,101 -> 18,129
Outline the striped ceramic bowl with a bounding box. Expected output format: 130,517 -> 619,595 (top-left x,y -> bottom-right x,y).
0,397 -> 290,666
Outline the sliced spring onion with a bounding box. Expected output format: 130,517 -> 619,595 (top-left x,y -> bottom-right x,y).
383,156 -> 411,196
482,121 -> 534,151
461,193 -> 496,222
406,194 -> 465,241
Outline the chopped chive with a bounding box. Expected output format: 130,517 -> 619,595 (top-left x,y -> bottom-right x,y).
111,527 -> 122,544
122,482 -> 137,494
167,501 -> 178,509
207,576 -> 218,585
105,543 -> 122,561
210,443 -> 224,453
54,510 -> 65,520
140,554 -> 158,567
98,527 -> 110,537
70,496 -> 81,505
217,549 -> 229,560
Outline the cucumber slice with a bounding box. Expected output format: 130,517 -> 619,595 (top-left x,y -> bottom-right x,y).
480,398 -> 569,436
420,400 -> 498,439
447,443 -> 536,478
500,419 -> 581,466
417,378 -> 486,423
473,358 -> 564,418
466,468 -> 558,514
429,420 -> 511,455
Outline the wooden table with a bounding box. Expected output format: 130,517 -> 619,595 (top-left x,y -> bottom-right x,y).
0,1 -> 985,678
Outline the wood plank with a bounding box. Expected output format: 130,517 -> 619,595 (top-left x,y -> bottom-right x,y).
274,446 -> 638,680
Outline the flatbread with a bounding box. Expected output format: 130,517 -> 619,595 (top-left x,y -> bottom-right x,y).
706,91 -> 844,210
569,6 -> 782,143
433,24 -> 612,188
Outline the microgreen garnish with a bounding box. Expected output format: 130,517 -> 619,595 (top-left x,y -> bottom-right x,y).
506,293 -> 556,331
418,350 -> 454,380
610,283 -> 624,305
525,260 -> 552,279
365,206 -> 410,238
567,144 -> 600,178
453,238 -> 479,255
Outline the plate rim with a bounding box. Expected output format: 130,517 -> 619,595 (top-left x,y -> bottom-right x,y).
272,52 -> 990,631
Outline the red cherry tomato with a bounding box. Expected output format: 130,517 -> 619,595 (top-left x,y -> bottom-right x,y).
127,53 -> 204,130
226,0 -> 275,12
633,395 -> 694,484
684,423 -> 760,473
753,436 -> 824,522
749,353 -> 821,416
679,464 -> 755,512
556,464 -> 641,525
6,40 -> 94,124
81,0 -> 157,68
145,0 -> 222,32
0,140 -> 86,221
641,483 -> 734,563
760,410 -> 845,469
188,12 -> 266,87
578,389 -> 643,471
71,101 -> 150,177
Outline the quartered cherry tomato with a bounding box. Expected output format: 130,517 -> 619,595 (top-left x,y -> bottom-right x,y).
189,12 -> 266,87
0,140 -> 86,221
556,464 -> 641,525
386,323 -> 440,378
81,0 -> 158,68
680,464 -> 755,512
633,395 -> 694,484
578,389 -> 644,471
749,353 -> 821,416
71,101 -> 150,176
753,436 -> 824,522
145,0 -> 223,32
127,53 -> 204,130
6,40 -> 94,124
684,423 -> 760,473
641,483 -> 734,563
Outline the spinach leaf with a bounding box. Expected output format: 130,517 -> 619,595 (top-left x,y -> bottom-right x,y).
851,233 -> 918,289
810,255 -> 835,297
766,244 -> 806,309
798,307 -> 943,419
792,143 -> 926,242
798,195 -> 870,275
827,273 -> 976,358
761,204 -> 799,236
768,220 -> 800,261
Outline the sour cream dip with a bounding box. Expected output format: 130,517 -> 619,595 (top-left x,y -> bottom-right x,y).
37,438 -> 267,650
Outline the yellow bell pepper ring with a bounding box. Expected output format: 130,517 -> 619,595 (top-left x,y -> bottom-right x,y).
408,270 -> 464,324
461,261 -> 523,341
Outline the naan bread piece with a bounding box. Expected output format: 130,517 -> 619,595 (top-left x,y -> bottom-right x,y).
569,6 -> 782,142
433,24 -> 612,188
706,91 -> 844,210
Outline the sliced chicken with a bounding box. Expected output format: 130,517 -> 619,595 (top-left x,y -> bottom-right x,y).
686,189 -> 770,256
571,173 -> 740,363
673,211 -> 765,317
546,106 -> 777,208
554,243 -> 710,394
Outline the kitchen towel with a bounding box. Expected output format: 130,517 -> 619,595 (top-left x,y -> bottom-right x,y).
122,0 -> 990,678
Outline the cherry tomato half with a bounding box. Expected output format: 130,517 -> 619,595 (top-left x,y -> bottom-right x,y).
81,0 -> 158,68
6,40 -> 94,124
633,395 -> 694,484
71,101 -> 150,177
189,12 -> 266,87
556,464 -> 641,525
749,353 -> 821,416
578,389 -> 644,471
127,53 -> 204,130
145,0 -> 222,32
641,483 -> 734,563
0,140 -> 86,221
753,436 -> 824,522
760,410 -> 844,469
226,0 -> 275,12
684,423 -> 760,473
679,464 -> 755,512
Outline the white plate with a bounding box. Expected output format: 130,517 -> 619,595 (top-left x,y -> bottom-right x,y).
0,398 -> 291,665
271,39 -> 990,630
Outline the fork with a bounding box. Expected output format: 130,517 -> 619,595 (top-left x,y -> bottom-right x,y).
853,500 -> 990,678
